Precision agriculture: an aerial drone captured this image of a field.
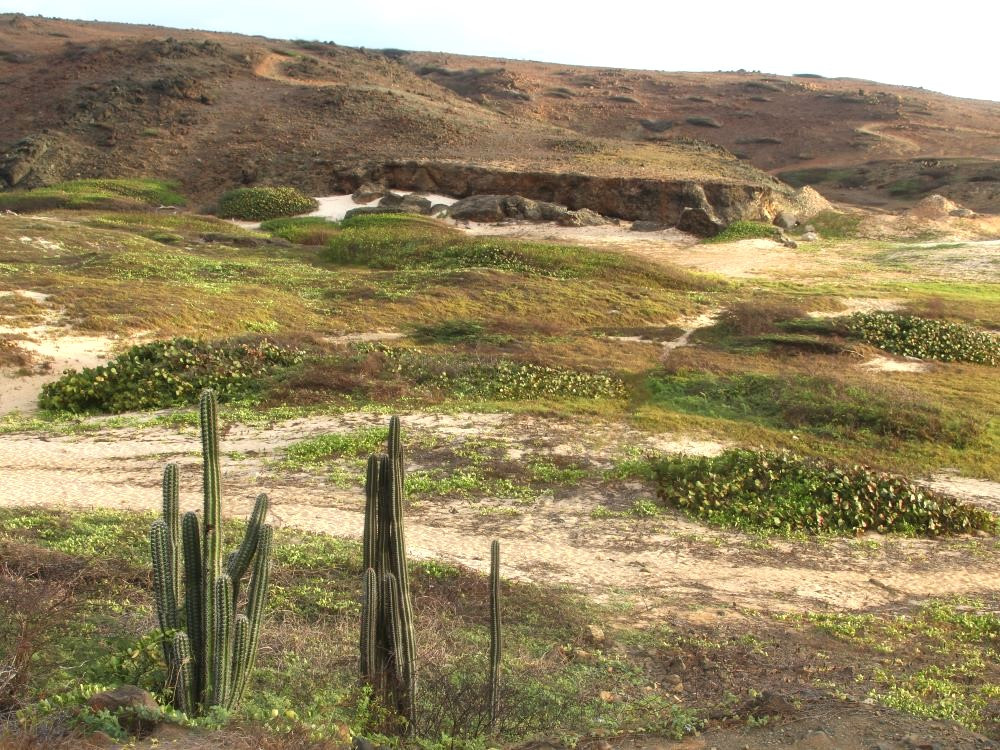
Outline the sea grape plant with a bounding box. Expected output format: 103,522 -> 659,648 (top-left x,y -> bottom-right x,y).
150,389 -> 273,716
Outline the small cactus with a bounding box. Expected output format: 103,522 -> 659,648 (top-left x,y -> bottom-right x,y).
360,417 -> 416,729
489,539 -> 501,728
150,389 -> 273,716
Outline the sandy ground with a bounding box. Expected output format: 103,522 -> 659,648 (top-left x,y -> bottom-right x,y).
0,411 -> 996,616
0,290 -> 118,415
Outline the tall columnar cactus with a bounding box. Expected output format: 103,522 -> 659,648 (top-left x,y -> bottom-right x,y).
488,539 -> 501,728
360,417 -> 417,729
150,389 -> 273,717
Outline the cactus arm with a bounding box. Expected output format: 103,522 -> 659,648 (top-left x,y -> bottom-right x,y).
228,615 -> 251,711
363,457 -> 380,572
233,523 -> 272,707
489,539 -> 501,728
211,575 -> 234,709
181,511 -> 204,704
173,631 -> 196,715
162,464 -> 181,606
199,390 -> 223,705
227,493 -> 269,582
360,568 -> 378,679
150,520 -> 179,672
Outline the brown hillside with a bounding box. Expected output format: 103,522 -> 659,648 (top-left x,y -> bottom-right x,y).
0,13 -> 997,213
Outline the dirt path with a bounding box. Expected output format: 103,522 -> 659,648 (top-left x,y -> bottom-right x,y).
1,412 -> 996,615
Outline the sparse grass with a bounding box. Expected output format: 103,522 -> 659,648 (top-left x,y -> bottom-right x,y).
279,427 -> 389,470
801,210 -> 864,239
0,179 -> 184,212
260,217 -> 340,245
0,507 -> 702,745
646,371 -> 978,446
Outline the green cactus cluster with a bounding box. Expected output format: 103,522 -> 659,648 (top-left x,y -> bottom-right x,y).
150,389 -> 273,716
359,416 -> 417,728
358,417 -> 503,733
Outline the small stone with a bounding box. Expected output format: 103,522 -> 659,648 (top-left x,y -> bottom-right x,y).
86,685 -> 160,736
597,742 -> 612,750
599,690 -> 615,702
587,624 -> 606,644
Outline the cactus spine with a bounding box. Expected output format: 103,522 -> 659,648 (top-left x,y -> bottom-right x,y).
360,417 -> 416,729
149,389 -> 272,716
488,539 -> 501,728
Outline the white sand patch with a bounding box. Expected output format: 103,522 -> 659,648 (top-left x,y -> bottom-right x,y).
228,191 -> 460,230
860,356 -> 929,373
0,292 -> 126,415
926,473 -> 1000,515
662,311 -> 721,358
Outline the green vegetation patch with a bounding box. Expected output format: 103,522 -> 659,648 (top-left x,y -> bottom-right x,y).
654,449 -> 995,535
217,187 -> 319,221
39,337 -> 304,414
646,371 -> 977,446
280,427 -> 389,470
0,179 -> 184,212
848,312 -> 999,366
260,216 -> 340,245
326,214 -> 708,287
374,346 -> 627,401
702,221 -> 780,244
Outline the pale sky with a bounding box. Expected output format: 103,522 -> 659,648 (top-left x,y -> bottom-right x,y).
7,0 -> 1000,102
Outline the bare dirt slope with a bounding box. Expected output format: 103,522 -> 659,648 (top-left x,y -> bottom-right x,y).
1,13 -> 998,211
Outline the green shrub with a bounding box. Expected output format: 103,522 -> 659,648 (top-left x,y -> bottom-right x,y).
39,337 -> 304,414
217,187 -> 319,221
848,313 -> 999,366
260,216 -> 340,245
0,178 -> 184,212
703,221 -> 780,244
654,450 -> 996,536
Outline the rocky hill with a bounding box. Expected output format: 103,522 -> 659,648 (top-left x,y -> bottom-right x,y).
1,12 -> 998,215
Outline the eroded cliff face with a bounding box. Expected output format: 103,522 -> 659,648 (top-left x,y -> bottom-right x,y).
333,161 -> 790,225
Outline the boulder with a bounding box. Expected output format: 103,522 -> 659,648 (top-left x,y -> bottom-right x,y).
677,207 -> 725,237
352,183 -> 386,204
87,686 -> 160,736
557,208 -> 609,227
950,208 -> 975,218
638,118 -> 674,133
773,211 -> 799,229
397,193 -> 433,214
801,231 -> 819,241
447,194 -> 570,223
0,135 -> 49,187
378,192 -> 405,208
430,203 -> 450,216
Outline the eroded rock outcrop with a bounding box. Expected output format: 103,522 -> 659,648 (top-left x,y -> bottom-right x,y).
333,160 -> 787,229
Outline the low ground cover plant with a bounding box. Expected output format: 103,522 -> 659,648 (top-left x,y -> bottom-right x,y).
39,337 -> 303,413
0,179 -> 184,212
702,221 -> 780,244
847,312 -> 999,366
654,449 -> 995,535
370,346 -> 627,401
217,187 -> 318,221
